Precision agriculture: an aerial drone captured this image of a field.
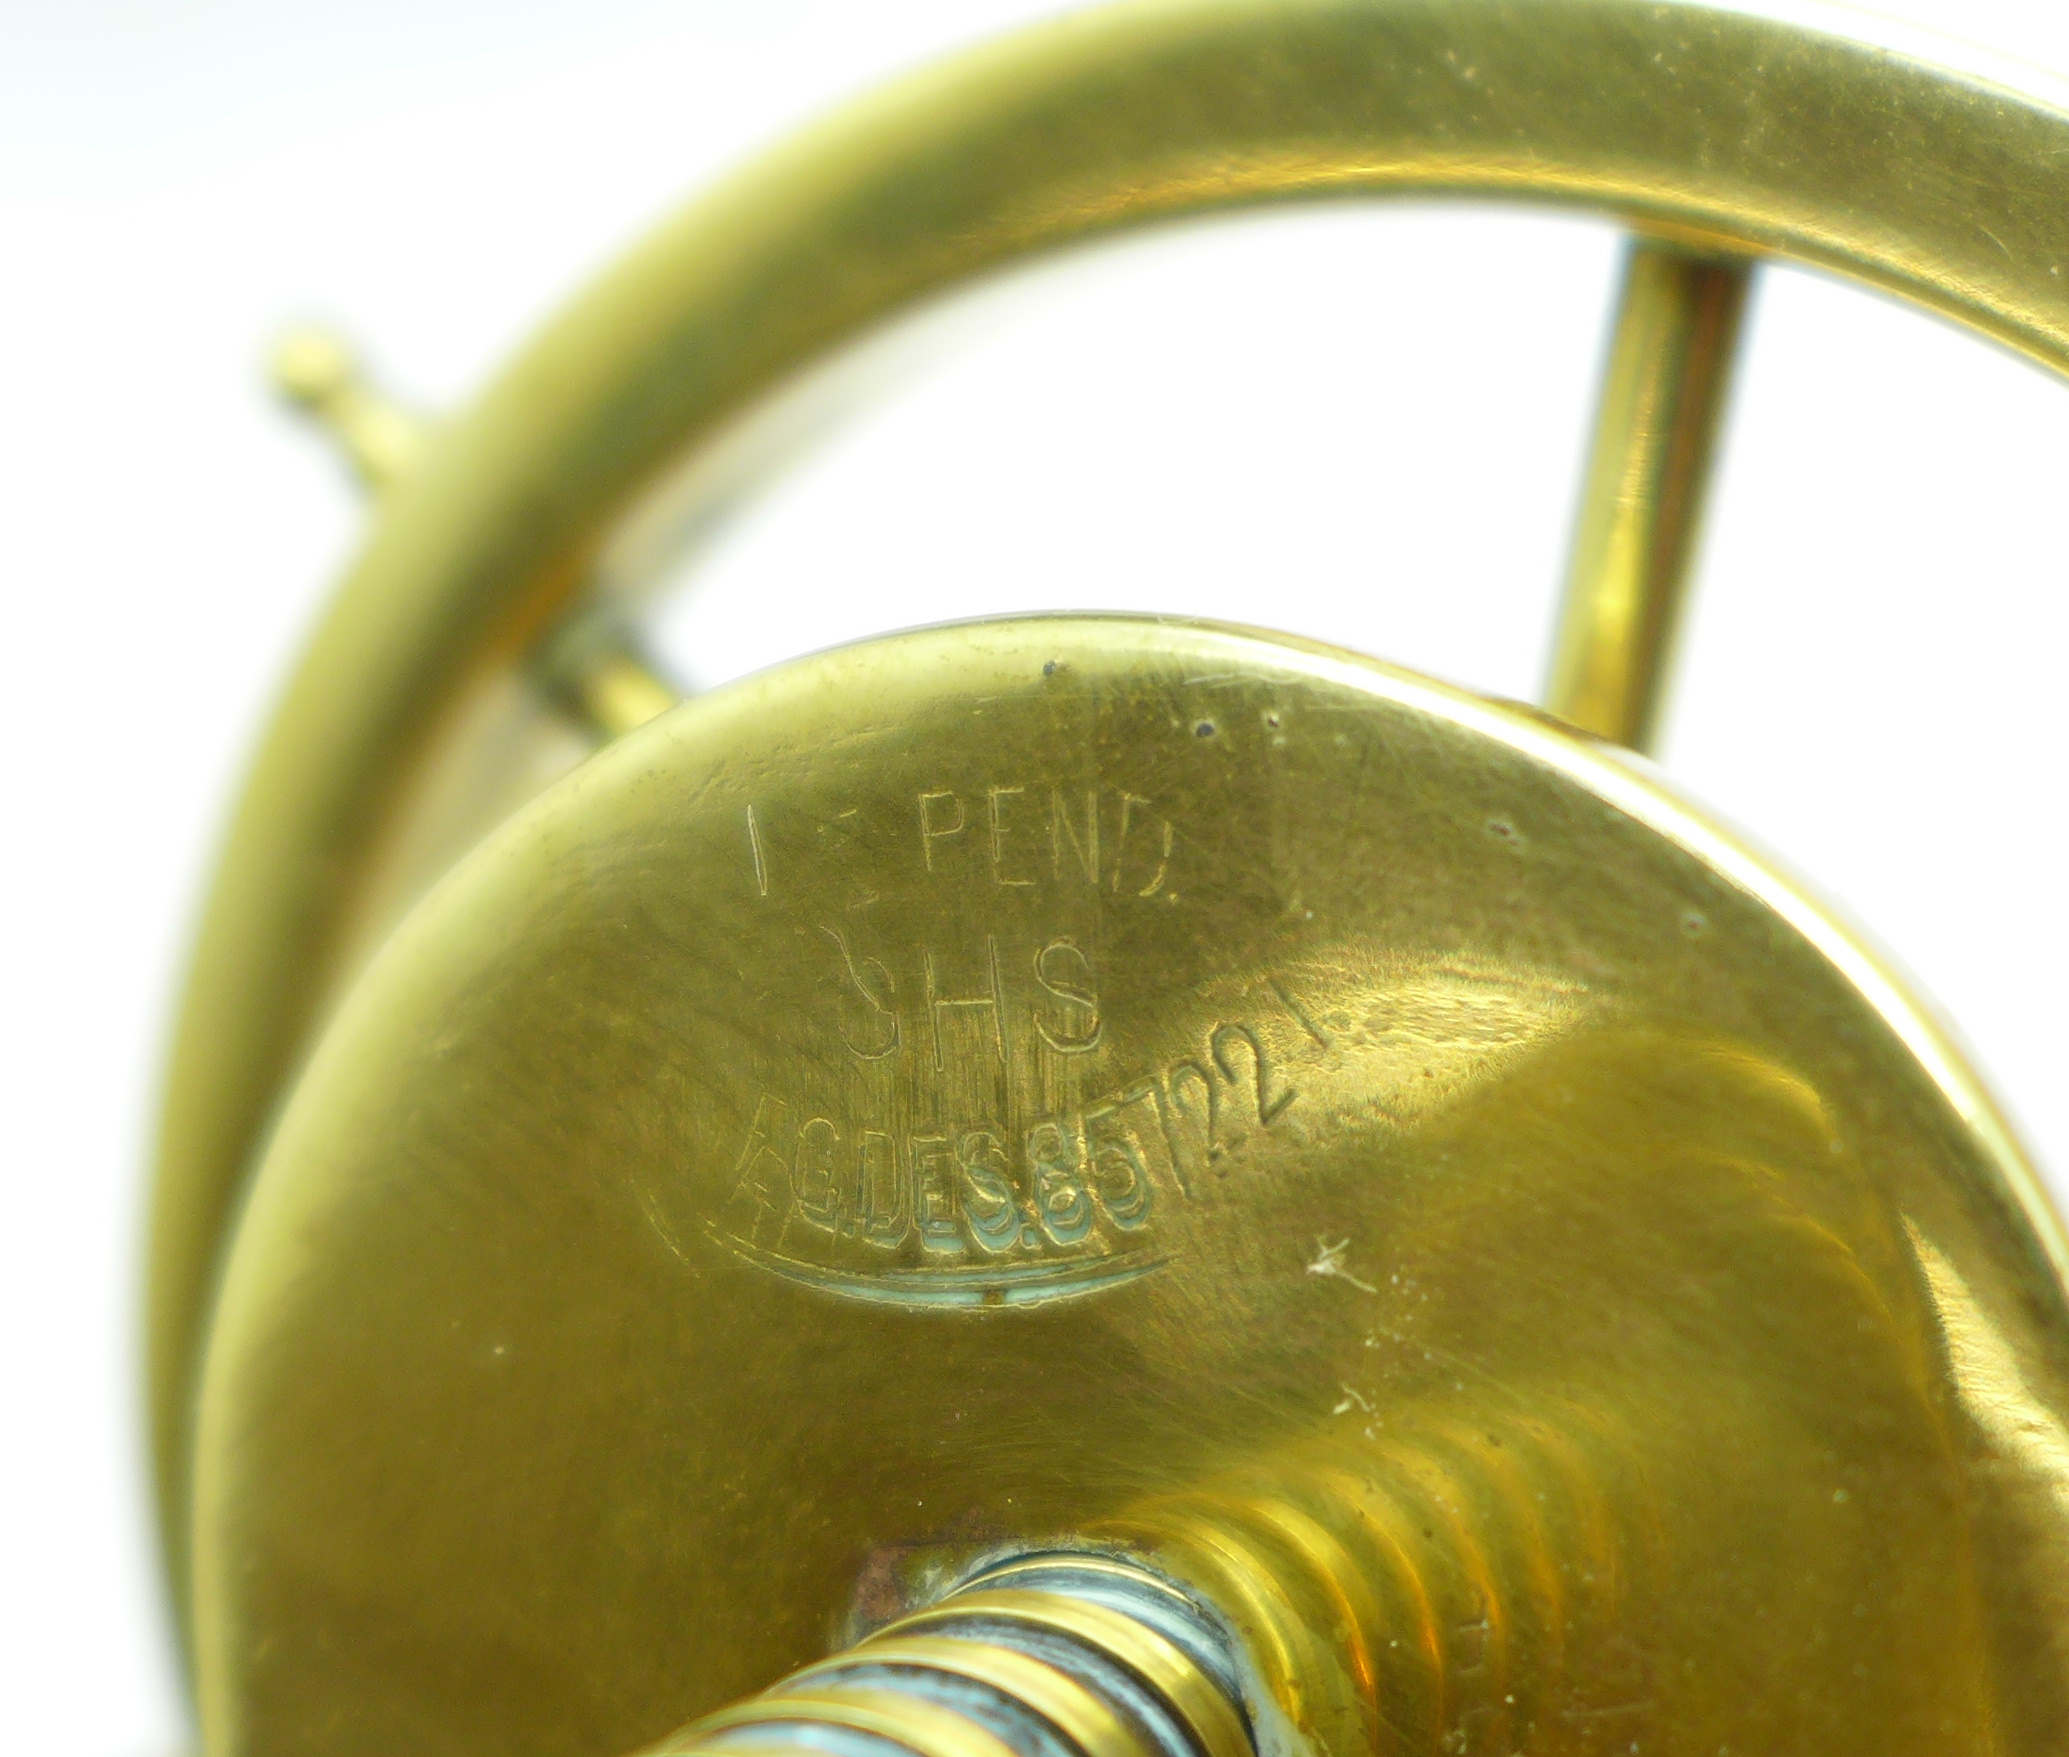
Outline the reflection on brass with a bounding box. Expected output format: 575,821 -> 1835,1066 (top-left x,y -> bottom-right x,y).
146,4 -> 2069,1757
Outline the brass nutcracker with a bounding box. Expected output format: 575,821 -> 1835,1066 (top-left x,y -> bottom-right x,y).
150,4 -> 2069,1754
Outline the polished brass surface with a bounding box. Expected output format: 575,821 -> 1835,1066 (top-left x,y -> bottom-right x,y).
146,7 -> 2069,1608
149,3 -> 2069,1754
190,619 -> 2069,1757
1545,241 -> 1751,751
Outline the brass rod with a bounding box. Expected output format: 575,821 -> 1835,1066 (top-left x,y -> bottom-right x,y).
558,640 -> 684,740
269,324 -> 427,491
1543,239 -> 1754,752
533,613 -> 687,741
269,324 -> 681,739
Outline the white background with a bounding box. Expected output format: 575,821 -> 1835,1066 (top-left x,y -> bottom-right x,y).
8,2 -> 2069,1751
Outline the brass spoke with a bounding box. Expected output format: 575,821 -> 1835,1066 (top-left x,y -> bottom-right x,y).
535,614 -> 686,741
1544,239 -> 1754,753
269,324 -> 427,491
270,324 -> 685,739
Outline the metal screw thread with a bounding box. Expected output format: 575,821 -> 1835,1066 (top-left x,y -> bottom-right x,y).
1098,1402 -> 1662,1757
650,1554 -> 1254,1757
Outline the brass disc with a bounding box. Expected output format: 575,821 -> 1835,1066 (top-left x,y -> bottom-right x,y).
193,617 -> 2069,1757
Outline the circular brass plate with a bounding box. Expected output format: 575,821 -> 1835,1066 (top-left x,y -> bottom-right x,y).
194,618 -> 2069,1757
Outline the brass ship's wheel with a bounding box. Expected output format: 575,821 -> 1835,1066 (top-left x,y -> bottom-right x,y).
151,5 -> 2069,1756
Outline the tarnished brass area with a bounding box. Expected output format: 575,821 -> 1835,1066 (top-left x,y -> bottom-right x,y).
192,619 -> 2069,1757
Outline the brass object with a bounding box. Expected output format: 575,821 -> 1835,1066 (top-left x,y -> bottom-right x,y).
148,4 -> 2069,1757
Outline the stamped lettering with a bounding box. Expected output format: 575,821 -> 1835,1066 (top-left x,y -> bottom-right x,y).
823,926 -> 900,1061
919,781 -> 1176,896
924,937 -> 1007,1070
823,928 -> 1101,1071
1032,939 -> 1101,1053
1050,788 -> 1099,885
1213,1022 -> 1297,1127
711,1077 -> 1182,1305
712,1001 -> 1305,1304
987,786 -> 1037,888
917,790 -> 967,871
739,779 -> 1179,903
701,768 -> 1325,1308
